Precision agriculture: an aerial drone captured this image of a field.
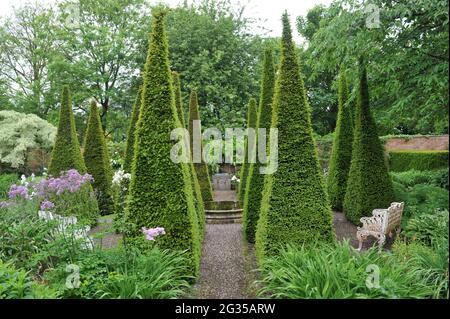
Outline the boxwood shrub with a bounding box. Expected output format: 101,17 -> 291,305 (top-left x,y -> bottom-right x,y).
388,150 -> 449,172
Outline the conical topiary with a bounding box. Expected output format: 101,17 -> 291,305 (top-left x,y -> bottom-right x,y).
49,86 -> 87,176
343,59 -> 395,224
188,90 -> 213,202
123,86 -> 143,173
327,71 -> 353,211
172,71 -> 185,128
243,47 -> 275,243
255,13 -> 335,264
83,100 -> 114,215
238,98 -> 258,203
125,10 -> 200,276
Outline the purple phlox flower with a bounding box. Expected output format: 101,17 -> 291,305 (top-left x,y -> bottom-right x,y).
141,227 -> 165,241
40,199 -> 55,211
8,185 -> 29,199
32,169 -> 93,197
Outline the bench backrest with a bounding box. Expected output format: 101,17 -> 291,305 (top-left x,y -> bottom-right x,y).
383,202 -> 404,234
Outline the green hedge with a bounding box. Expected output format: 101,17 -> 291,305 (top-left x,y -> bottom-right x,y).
126,10 -> 200,277
389,150 -> 449,172
255,14 -> 334,265
243,47 -> 275,243
83,101 -> 114,215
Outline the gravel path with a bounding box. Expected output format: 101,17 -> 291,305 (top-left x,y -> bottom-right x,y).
190,223 -> 256,299
88,216 -> 122,249
213,190 -> 237,202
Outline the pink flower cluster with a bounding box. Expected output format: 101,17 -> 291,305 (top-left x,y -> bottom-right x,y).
141,227 -> 166,241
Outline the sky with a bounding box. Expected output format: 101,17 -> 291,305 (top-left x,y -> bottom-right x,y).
0,0 -> 333,43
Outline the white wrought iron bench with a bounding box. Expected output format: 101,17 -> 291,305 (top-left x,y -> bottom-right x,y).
356,202 -> 404,251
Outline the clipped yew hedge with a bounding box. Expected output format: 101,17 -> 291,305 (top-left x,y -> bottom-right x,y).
327,71 -> 353,211
126,10 -> 200,277
48,86 -> 86,176
388,150 -> 449,172
123,86 -> 142,173
83,100 -> 114,215
255,14 -> 335,264
343,59 -> 395,224
243,47 -> 275,243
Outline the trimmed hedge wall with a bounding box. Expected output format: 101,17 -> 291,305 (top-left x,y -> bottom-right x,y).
343,59 -> 395,224
389,150 -> 449,172
126,10 -> 200,277
255,14 -> 335,265
243,47 -> 275,243
48,86 -> 87,176
83,100 -> 114,215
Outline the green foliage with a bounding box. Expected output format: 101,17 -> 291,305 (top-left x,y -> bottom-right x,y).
0,260 -> 56,299
404,210 -> 449,247
44,246 -> 191,299
390,169 -> 449,189
343,61 -> 395,224
48,86 -> 87,176
239,98 -> 258,203
243,48 -> 275,243
126,10 -> 200,276
327,71 -> 353,210
296,0 -> 449,135
258,241 -> 446,299
255,14 -> 334,264
0,173 -> 18,200
83,101 -> 114,215
315,132 -> 334,170
388,150 -> 449,172
172,71 -> 185,127
0,111 -> 56,170
123,87 -> 143,173
188,90 -> 213,202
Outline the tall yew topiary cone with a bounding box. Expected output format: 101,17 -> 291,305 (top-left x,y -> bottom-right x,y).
343,59 -> 395,224
83,100 -> 114,215
327,71 -> 353,211
126,10 -> 200,276
238,98 -> 258,203
188,90 -> 213,202
172,71 -> 185,128
123,86 -> 143,173
255,13 -> 334,263
49,86 -> 86,176
243,48 -> 275,243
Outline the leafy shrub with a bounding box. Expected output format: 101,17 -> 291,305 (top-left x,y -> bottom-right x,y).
126,10 -> 200,277
0,110 -> 56,170
83,101 -> 114,215
44,246 -> 191,299
403,210 -> 449,247
0,173 -> 17,200
388,150 -> 449,172
48,86 -> 87,176
0,260 -> 56,299
343,60 -> 395,224
243,47 -> 275,243
255,14 -> 334,264
314,132 -> 334,171
327,71 -> 353,210
391,168 -> 449,188
258,241 -> 444,299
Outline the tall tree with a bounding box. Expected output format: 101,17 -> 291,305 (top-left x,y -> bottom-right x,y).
255,13 -> 334,264
125,10 -> 200,276
48,86 -> 86,176
243,47 -> 275,243
327,71 -> 353,210
343,59 -> 395,224
188,90 -> 213,202
83,100 -> 114,215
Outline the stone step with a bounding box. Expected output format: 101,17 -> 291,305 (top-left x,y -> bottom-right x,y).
205,208 -> 243,224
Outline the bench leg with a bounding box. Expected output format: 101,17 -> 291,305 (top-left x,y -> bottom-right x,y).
356,230 -> 364,251
378,234 -> 386,250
